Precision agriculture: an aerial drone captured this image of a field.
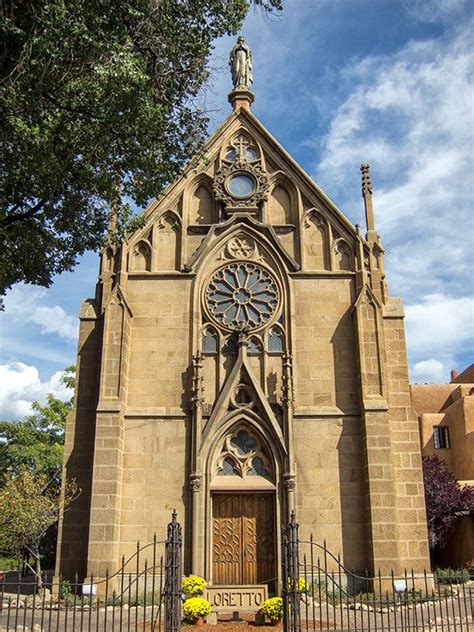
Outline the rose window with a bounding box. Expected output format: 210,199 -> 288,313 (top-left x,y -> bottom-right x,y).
206,263 -> 278,331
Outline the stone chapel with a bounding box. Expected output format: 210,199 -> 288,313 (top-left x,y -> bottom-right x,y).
56,39 -> 431,592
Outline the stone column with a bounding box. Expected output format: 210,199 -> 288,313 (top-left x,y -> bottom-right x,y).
355,288 -> 400,575
86,290 -> 132,580
383,298 -> 431,573
282,352 -> 296,519
190,352 -> 204,575
55,298 -> 101,581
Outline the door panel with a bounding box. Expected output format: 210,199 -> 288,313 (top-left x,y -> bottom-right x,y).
242,496 -> 257,584
245,495 -> 276,584
212,494 -> 242,585
213,494 -> 275,586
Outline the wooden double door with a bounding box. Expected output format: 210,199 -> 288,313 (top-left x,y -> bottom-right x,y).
212,493 -> 276,586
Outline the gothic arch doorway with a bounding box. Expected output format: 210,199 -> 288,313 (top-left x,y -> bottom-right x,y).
212,493 -> 275,588
209,425 -> 277,591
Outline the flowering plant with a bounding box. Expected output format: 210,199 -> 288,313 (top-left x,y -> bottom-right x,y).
182,597 -> 211,621
259,597 -> 283,623
288,577 -> 310,593
464,559 -> 474,575
181,575 -> 207,597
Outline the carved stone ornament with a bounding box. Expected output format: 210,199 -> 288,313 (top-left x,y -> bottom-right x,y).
213,159 -> 269,214
284,476 -> 296,491
190,474 -> 202,492
227,236 -> 256,259
230,383 -> 255,409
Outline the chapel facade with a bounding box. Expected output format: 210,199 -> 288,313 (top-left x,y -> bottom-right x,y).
56,40 -> 431,590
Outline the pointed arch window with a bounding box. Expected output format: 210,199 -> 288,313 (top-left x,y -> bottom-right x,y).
222,333 -> 238,355
202,327 -> 218,354
215,427 -> 273,481
268,327 -> 284,354
248,336 -> 262,355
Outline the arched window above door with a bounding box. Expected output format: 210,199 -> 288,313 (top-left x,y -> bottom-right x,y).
214,426 -> 273,484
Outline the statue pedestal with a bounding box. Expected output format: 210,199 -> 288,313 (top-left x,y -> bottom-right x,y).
228,88 -> 255,111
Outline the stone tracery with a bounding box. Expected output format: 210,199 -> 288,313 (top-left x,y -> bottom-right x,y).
215,427 -> 273,481
205,262 -> 279,331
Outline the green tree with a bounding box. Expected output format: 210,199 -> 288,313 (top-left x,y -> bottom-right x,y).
0,365 -> 75,484
0,0 -> 281,296
0,468 -> 79,589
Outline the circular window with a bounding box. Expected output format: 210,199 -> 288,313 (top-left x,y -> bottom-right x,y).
206,263 -> 279,331
231,384 -> 254,409
226,173 -> 256,198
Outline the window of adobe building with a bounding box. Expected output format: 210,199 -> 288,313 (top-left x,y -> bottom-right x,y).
433,426 -> 450,449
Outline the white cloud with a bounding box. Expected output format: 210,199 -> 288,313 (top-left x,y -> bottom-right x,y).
3,285 -> 78,340
314,25 -> 474,381
404,294 -> 474,382
402,0 -> 469,23
0,362 -> 73,420
316,27 -> 474,303
405,294 -> 474,356
411,359 -> 450,383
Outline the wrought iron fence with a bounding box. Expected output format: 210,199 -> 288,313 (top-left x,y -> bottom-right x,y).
282,512 -> 474,632
0,511 -> 182,632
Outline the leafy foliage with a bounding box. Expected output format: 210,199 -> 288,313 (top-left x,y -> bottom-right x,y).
0,366 -> 75,569
422,455 -> 474,550
434,567 -> 470,585
464,558 -> 474,575
0,366 -> 75,484
0,0 -> 281,296
0,467 -> 79,588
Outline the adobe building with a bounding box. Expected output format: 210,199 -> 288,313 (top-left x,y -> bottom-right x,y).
56,39 -> 430,591
411,364 -> 474,567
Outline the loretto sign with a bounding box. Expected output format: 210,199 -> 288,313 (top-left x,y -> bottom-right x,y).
205,585 -> 268,612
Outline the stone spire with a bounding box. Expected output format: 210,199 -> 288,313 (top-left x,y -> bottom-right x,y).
360,163 -> 377,243
228,36 -> 255,111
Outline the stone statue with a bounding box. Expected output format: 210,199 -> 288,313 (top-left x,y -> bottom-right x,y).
229,36 -> 253,89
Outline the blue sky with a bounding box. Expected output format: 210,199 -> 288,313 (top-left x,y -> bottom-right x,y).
1,0 -> 473,418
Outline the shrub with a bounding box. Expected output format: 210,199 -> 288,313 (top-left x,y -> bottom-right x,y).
463,558 -> 474,575
182,597 -> 211,621
435,567 -> 470,585
259,597 -> 283,623
59,579 -> 72,600
422,456 -> 474,550
181,575 -> 207,597
0,555 -> 21,571
355,592 -> 377,604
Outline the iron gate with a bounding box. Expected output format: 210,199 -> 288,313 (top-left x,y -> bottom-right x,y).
0,511 -> 182,632
282,512 -> 473,632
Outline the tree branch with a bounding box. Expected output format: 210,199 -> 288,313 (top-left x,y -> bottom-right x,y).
3,199 -> 47,226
